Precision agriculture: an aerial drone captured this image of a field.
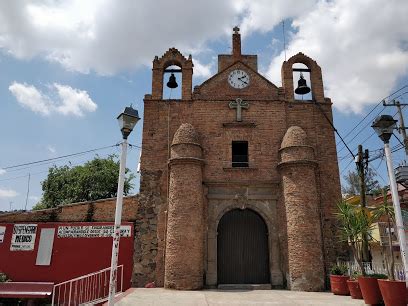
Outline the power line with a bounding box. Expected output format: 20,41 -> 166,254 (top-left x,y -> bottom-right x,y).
1,144 -> 119,171
313,101 -> 355,158
336,84 -> 408,147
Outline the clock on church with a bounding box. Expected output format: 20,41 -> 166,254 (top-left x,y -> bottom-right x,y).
136,26 -> 341,294
228,69 -> 250,89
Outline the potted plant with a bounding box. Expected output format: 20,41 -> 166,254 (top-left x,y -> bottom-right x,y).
335,200 -> 383,304
347,271 -> 363,299
329,264 -> 349,295
374,189 -> 407,306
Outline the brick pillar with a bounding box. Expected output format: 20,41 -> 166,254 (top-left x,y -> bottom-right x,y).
232,26 -> 241,58
182,57 -> 193,100
165,123 -> 204,290
278,126 -> 325,291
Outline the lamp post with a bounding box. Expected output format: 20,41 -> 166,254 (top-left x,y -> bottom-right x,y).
108,106 -> 140,306
372,114 -> 408,285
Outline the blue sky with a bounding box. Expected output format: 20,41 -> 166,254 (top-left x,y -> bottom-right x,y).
0,0 -> 408,211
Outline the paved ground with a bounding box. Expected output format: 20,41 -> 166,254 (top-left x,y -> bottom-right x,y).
114,288 -> 365,306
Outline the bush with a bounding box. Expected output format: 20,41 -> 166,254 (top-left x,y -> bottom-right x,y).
366,273 -> 388,279
330,264 -> 348,275
0,272 -> 10,282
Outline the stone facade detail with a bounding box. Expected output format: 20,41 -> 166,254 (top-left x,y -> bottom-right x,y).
278,126 -> 325,291
1,28 -> 342,292
164,123 -> 205,289
136,28 -> 342,291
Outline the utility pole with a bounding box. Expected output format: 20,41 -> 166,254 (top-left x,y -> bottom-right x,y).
383,99 -> 408,156
355,144 -> 370,262
24,173 -> 30,211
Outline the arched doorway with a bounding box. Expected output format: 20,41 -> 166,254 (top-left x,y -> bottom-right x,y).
217,209 -> 270,284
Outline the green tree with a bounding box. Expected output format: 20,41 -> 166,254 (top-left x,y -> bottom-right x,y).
33,155 -> 134,210
335,200 -> 375,276
373,188 -> 396,280
342,168 -> 381,196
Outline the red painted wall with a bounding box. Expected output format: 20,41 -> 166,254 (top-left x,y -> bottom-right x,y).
0,222 -> 133,290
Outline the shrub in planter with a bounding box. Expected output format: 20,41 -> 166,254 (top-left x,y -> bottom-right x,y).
329,264 -> 349,295
0,272 -> 10,283
373,190 -> 407,306
347,272 -> 363,299
358,273 -> 387,305
378,279 -> 407,306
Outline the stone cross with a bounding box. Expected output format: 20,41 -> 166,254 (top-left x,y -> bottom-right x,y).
229,98 -> 249,122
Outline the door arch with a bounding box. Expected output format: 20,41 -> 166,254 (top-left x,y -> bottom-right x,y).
217,208 -> 270,284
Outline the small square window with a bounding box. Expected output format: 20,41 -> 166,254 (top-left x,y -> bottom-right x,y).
232,141 -> 248,167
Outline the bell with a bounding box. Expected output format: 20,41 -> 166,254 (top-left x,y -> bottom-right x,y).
295,73 -> 311,95
166,73 -> 178,89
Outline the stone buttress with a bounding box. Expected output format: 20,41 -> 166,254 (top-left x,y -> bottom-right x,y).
164,123 -> 205,289
278,126 -> 325,291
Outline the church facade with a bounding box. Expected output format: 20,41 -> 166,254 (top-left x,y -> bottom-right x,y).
134,28 -> 342,291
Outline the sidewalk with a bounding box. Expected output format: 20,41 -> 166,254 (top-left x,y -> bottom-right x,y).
114,288 -> 364,305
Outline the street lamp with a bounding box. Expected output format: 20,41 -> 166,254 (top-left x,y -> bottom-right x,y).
372,114 -> 408,286
108,106 -> 140,306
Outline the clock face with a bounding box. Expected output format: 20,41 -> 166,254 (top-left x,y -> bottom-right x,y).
228,69 -> 250,89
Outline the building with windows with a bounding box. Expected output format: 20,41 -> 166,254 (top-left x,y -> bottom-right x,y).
135,27 -> 342,291
0,28 -> 342,293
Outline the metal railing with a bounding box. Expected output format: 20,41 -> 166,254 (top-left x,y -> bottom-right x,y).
338,261 -> 405,281
377,222 -> 398,246
51,265 -> 123,306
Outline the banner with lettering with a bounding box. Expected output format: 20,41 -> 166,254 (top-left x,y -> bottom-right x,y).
10,224 -> 37,251
57,225 -> 131,238
0,226 -> 5,243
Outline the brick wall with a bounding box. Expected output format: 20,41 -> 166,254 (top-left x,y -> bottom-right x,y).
0,196 -> 138,223
138,35 -> 342,289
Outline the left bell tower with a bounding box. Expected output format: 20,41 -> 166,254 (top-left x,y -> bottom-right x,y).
151,48 -> 194,100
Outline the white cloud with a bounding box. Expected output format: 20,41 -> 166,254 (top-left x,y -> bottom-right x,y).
1,1 -> 408,113
239,0 -> 317,35
9,82 -> 97,117
0,188 -> 18,198
53,84 -> 97,117
0,169 -> 6,175
8,82 -> 52,116
193,60 -> 213,79
264,0 -> 408,113
0,0 -> 239,75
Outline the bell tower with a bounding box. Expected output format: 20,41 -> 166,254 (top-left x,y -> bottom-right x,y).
151,48 -> 193,100
136,28 -> 342,292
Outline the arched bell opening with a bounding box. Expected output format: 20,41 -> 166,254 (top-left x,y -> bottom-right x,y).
163,64 -> 182,100
292,63 -> 312,101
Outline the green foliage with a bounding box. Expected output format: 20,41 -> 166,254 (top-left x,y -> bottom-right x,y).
335,200 -> 375,276
330,264 -> 348,275
372,188 -> 396,280
372,189 -> 395,223
342,168 -> 380,196
365,273 -> 388,279
0,272 -> 10,282
350,270 -> 361,280
35,155 -> 134,209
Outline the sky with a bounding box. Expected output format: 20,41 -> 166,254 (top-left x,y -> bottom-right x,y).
0,0 -> 408,211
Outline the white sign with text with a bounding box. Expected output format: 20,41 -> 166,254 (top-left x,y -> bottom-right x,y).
0,226 -> 6,243
57,225 -> 131,238
10,224 -> 37,251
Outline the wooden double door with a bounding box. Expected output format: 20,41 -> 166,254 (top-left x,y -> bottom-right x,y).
217,209 -> 270,284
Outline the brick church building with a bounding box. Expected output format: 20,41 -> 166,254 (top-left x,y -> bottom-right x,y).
0,28 -> 342,295
135,27 -> 342,291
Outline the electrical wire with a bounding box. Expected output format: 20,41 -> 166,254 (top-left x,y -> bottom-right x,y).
336,84 -> 408,147
1,144 -> 119,171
